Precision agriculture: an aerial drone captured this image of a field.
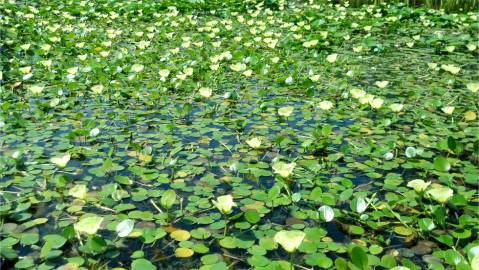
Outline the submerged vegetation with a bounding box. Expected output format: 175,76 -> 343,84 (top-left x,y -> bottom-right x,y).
0,0 -> 478,269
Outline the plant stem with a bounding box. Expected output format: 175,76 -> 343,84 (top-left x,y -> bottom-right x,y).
290,252 -> 294,270
223,217 -> 228,237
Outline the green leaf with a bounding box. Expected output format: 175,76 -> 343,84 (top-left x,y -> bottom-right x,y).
244,210 -> 261,224
418,218 -> 435,231
247,254 -> 270,267
433,156 -> 451,172
350,246 -> 369,270
219,236 -> 237,249
131,258 -> 156,270
380,255 -> 397,268
305,253 -> 333,268
15,257 -> 34,269
86,235 -> 107,253
160,189 -> 176,209
309,187 -> 323,202
20,233 -> 39,245
190,228 -> 211,239
444,249 -> 464,265
43,234 -> 67,248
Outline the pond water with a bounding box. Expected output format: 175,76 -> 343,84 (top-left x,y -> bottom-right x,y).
1,1 -> 478,270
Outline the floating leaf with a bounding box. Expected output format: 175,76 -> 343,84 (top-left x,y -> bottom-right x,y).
160,190 -> 176,209
170,230 -> 191,241
175,248 -> 194,258
433,156 -> 451,172
394,226 -> 414,236
350,246 -> 369,270
131,258 -> 156,270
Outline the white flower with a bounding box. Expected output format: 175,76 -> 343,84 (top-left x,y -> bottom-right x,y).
466,44 -> 477,51
19,66 -> 32,74
285,76 -> 293,84
131,64 -> 144,73
89,128 -> 100,137
326,53 -> 338,63
318,205 -> 334,222
242,69 -> 253,77
41,59 -> 53,68
12,151 -> 21,159
352,197 -> 367,213
389,103 -> 404,112
309,74 -> 320,82
375,81 -> 389,88
278,106 -> 294,117
69,184 -> 87,199
350,88 -> 366,99
229,162 -> 238,172
466,82 -> 479,93
50,153 -> 71,168
91,84 -> 104,94
67,67 -> 78,75
441,106 -> 455,115
274,230 -> 305,253
49,98 -> 60,107
159,69 -> 170,78
20,44 -> 31,50
272,161 -> 296,178
318,100 -> 333,110
74,215 -> 103,235
426,187 -> 453,204
198,87 -> 212,98
441,64 -> 460,75
428,63 -> 438,69
230,63 -> 246,72
116,219 -> 135,237
407,179 -> 431,193
29,85 -> 44,95
246,137 -> 262,149
445,46 -> 455,52
353,46 -> 363,53
23,73 -> 33,80
303,40 -> 318,48
369,97 -> 384,109
212,195 -> 236,214
383,152 -> 394,160
359,94 -> 375,105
